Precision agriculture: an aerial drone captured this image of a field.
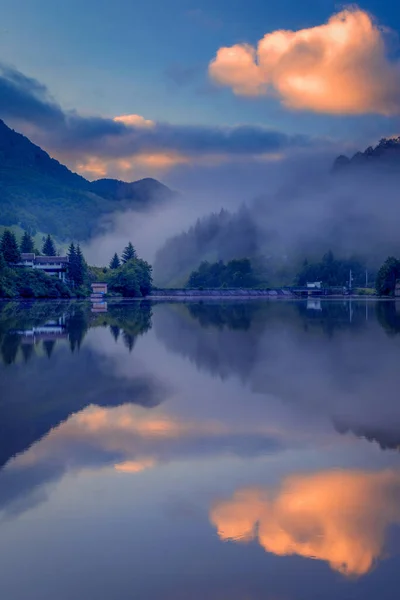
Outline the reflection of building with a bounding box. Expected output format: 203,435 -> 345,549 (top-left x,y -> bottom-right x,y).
307,299 -> 322,311
92,303 -> 108,313
15,316 -> 68,343
18,253 -> 69,281
91,283 -> 108,313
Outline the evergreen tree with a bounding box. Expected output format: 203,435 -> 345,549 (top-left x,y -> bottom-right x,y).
110,253 -> 121,269
67,243 -> 77,285
0,252 -> 6,272
20,231 -> 35,254
75,244 -> 86,287
42,234 -> 56,256
122,242 -> 137,263
0,230 -> 21,263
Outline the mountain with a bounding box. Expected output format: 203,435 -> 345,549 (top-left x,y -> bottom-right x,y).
90,177 -> 172,204
155,136 -> 400,287
333,137 -> 400,172
0,119 -> 174,240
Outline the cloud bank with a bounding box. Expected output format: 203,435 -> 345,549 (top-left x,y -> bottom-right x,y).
209,8 -> 400,115
0,62 -> 315,180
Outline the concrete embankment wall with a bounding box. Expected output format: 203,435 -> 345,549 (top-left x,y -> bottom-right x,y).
150,289 -> 291,299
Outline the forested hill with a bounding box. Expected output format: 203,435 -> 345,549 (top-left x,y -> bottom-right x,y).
333,137 -> 400,172
0,119 -> 174,240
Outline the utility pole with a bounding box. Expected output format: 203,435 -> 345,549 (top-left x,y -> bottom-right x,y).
349,269 -> 353,293
365,269 -> 368,288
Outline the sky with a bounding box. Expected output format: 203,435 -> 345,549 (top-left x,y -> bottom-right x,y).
1,0 -> 400,182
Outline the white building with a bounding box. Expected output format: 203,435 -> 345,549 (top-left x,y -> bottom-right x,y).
18,253 -> 69,281
306,281 -> 322,289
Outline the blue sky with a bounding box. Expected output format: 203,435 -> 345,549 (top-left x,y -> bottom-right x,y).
1,0 -> 400,179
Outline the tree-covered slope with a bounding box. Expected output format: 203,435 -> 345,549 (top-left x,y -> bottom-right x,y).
0,119 -> 174,240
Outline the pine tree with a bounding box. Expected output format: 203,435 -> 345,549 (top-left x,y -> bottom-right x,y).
75,244 -> 86,287
67,243 -> 77,285
0,230 -> 21,263
42,234 -> 56,256
122,242 -> 137,263
109,253 -> 121,269
20,231 -> 35,254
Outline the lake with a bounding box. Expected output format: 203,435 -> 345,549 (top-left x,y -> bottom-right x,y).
1,299 -> 400,599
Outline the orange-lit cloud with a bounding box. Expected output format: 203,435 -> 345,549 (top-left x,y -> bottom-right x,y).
113,114 -> 155,128
75,151 -> 190,180
210,469 -> 400,576
209,8 -> 400,115
114,459 -> 156,473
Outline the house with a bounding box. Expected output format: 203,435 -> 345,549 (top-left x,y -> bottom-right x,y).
307,281 -> 322,289
18,253 -> 69,281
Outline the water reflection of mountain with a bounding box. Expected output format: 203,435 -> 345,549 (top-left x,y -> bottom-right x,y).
335,420 -> 400,451
155,301 -> 400,435
0,301 -> 162,469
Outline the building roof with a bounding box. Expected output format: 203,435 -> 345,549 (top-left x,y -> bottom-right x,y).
21,253 -> 35,260
20,253 -> 68,264
35,256 -> 69,264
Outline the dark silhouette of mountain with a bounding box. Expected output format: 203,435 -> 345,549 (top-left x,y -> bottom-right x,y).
90,177 -> 173,204
0,119 -> 174,239
333,137 -> 400,173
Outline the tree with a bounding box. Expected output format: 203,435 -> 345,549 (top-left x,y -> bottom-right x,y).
108,258 -> 152,297
187,258 -> 259,289
75,245 -> 86,287
110,253 -> 121,269
20,231 -> 35,254
67,243 -> 77,285
376,257 -> 400,296
42,234 -> 56,256
122,242 -> 137,263
0,230 -> 21,264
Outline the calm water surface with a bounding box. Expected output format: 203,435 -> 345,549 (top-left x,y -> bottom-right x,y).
1,299 -> 400,599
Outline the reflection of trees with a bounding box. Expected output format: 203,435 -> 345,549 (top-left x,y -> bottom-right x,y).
0,334 -> 20,365
155,301 -> 370,382
155,301 -> 400,440
21,343 -> 34,363
0,300 -> 153,365
375,301 -> 400,335
187,302 -> 263,331
43,339 -> 56,359
0,300 -> 160,468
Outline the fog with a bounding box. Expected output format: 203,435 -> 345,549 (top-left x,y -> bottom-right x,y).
83,140 -> 400,285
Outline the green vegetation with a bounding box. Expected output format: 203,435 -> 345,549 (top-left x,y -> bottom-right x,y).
122,242 -> 137,263
67,243 -> 87,288
20,231 -> 35,254
1,230 -> 21,264
90,243 -> 152,298
296,252 -> 368,288
109,253 -> 121,269
375,257 -> 400,296
0,230 -> 153,299
185,252 -> 370,291
154,207 -> 258,287
42,234 -> 57,256
0,262 -> 71,299
187,258 -> 260,289
0,119 -> 173,241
